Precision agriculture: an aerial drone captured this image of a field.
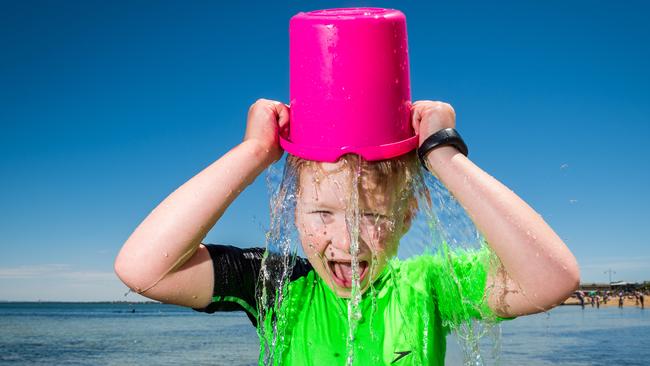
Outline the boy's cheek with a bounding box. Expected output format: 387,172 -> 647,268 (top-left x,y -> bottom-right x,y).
361,225 -> 396,251
300,232 -> 325,254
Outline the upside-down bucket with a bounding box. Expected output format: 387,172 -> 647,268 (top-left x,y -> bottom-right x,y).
280,7 -> 418,162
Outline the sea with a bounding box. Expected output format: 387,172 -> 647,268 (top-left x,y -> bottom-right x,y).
0,302 -> 648,366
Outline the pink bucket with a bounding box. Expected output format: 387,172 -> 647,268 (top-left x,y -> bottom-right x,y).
280,7 -> 418,162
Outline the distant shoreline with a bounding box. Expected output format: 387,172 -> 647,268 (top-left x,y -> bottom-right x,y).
563,297 -> 645,308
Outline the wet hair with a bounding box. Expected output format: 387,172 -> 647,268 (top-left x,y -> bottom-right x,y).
287,151 -> 421,228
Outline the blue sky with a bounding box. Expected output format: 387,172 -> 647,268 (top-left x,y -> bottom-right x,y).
1,0 -> 648,301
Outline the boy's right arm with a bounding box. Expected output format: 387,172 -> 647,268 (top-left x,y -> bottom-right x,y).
113,99 -> 289,309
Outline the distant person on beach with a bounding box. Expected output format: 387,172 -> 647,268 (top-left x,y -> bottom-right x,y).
640,292 -> 645,309
576,291 -> 585,309
619,292 -> 624,308
113,9 -> 579,364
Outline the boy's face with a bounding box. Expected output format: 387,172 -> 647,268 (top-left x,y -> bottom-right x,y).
295,160 -> 411,298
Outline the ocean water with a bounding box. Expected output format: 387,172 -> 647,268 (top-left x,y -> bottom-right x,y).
0,302 -> 648,365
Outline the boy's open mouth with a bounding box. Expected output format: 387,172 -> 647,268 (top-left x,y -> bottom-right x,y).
328,260 -> 369,288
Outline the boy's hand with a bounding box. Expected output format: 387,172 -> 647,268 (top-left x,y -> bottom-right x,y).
410,100 -> 456,147
243,98 -> 290,163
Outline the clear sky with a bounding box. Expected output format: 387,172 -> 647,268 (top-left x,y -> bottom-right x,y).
1,0 -> 648,301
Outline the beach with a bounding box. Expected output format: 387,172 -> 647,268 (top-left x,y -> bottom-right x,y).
563,295 -> 646,308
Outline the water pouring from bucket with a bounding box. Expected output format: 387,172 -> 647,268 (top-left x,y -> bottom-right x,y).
260,7 -> 501,365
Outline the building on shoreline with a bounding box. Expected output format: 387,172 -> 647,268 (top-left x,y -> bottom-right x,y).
579,281 -> 649,293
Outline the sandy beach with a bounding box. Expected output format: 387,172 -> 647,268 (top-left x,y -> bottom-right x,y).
563,296 -> 646,308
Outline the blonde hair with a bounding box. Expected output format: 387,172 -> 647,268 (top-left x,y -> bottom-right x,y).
287,151 -> 421,223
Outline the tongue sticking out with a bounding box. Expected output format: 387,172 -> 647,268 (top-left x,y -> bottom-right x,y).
337,262 -> 353,283
332,261 -> 368,288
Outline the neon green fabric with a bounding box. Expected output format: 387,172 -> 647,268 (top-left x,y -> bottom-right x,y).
258,247 -> 499,365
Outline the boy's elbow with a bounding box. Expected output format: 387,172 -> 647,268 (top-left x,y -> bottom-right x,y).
558,259 -> 581,303
570,264 -> 581,291
113,253 -> 132,288
568,263 -> 581,294
113,244 -> 141,289
566,254 -> 581,290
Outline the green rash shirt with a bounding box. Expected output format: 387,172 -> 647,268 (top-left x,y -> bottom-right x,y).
193,245 -> 502,366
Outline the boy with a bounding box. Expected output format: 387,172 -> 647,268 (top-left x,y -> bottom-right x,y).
115,99 -> 580,365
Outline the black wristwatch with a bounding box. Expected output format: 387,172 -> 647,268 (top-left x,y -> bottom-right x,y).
417,128 -> 468,171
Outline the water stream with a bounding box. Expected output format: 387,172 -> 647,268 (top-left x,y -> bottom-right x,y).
258,152 -> 517,365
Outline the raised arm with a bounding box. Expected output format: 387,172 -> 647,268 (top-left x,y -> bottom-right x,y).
113,99 -> 288,308
411,101 -> 580,318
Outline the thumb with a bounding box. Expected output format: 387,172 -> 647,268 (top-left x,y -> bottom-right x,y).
410,103 -> 422,135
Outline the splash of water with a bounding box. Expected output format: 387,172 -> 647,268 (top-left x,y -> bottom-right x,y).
258,153 -> 519,365
345,156 -> 362,366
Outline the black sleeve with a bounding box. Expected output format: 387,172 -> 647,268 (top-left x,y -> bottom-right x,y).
192,244 -> 265,325
192,244 -> 313,327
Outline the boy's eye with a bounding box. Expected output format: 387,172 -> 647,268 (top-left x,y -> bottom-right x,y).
362,212 -> 389,221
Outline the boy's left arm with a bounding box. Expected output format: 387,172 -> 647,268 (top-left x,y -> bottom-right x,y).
412,101 -> 580,318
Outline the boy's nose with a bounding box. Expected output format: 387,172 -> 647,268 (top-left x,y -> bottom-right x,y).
330,222 -> 360,255
332,231 -> 351,254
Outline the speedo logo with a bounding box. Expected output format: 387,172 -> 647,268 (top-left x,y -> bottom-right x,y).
391,350 -> 412,364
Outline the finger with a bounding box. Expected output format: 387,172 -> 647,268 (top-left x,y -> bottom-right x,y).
410,100 -> 433,134
271,101 -> 291,129
280,104 -> 291,130
410,105 -> 421,134
411,100 -> 433,108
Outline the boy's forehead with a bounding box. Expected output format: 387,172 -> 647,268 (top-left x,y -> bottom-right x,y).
298,163 -> 395,209
298,165 -> 350,198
